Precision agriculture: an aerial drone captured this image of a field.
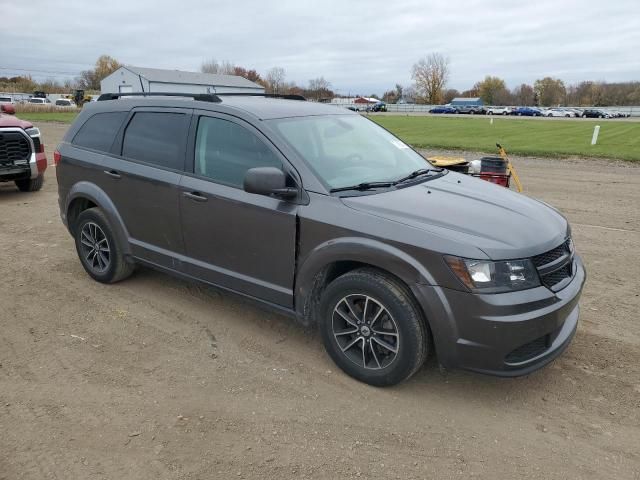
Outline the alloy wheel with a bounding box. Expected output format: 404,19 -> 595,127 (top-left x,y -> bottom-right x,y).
79,222 -> 111,273
332,294 -> 400,370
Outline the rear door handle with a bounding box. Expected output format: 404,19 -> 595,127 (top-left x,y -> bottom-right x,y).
183,191 -> 208,202
103,170 -> 121,179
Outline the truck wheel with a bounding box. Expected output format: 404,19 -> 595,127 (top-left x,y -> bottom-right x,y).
74,207 -> 134,284
319,268 -> 429,386
15,174 -> 44,192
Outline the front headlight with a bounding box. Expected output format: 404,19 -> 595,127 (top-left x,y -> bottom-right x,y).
24,127 -> 41,138
445,256 -> 540,293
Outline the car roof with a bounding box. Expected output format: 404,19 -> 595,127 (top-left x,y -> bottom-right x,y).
218,96 -> 352,120
86,95 -> 354,121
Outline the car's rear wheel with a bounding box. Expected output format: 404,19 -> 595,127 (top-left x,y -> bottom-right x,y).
74,208 -> 134,284
487,111 -> 493,115
319,268 -> 429,386
15,174 -> 44,192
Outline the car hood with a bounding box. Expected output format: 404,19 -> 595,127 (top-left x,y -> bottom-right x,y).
0,113 -> 33,129
341,172 -> 568,260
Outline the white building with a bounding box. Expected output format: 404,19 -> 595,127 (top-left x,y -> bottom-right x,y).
100,66 -> 264,95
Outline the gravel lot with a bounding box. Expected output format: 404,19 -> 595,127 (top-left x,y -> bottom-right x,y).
1,123 -> 639,479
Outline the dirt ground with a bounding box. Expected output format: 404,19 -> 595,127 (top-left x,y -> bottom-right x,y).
1,123 -> 639,480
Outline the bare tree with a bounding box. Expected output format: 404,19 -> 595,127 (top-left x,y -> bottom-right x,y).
512,84 -> 535,106
201,59 -> 236,75
402,85 -> 417,103
265,67 -> 286,94
201,59 -> 220,74
443,88 -> 460,104
411,53 -> 450,104
307,76 -> 332,100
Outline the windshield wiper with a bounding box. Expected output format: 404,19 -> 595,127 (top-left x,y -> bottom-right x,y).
330,181 -> 395,193
393,168 -> 444,185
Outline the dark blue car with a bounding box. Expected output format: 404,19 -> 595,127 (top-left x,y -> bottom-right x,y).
511,107 -> 542,117
429,105 -> 458,114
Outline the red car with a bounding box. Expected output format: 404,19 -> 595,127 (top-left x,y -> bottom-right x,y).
0,104 -> 47,191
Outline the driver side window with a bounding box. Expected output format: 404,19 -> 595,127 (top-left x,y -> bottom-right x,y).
195,116 -> 282,188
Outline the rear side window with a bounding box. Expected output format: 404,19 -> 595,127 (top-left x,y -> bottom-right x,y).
195,116 -> 281,187
73,112 -> 127,152
122,112 -> 189,170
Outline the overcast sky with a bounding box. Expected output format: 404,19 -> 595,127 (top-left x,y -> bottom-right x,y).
3,0 -> 639,94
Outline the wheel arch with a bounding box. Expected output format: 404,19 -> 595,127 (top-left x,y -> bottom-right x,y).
294,237 -> 435,326
65,182 -> 131,256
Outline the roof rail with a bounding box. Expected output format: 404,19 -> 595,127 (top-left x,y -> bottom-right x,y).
215,93 -> 307,101
97,92 -> 221,102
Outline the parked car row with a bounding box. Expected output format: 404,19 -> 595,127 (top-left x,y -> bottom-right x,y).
428,104 -> 632,118
0,94 -> 79,108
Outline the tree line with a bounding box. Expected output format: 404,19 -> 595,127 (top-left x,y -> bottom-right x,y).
199,59 -> 334,101
392,53 -> 640,106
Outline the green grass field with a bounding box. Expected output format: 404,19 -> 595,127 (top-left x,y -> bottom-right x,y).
373,116 -> 640,161
17,111 -> 79,123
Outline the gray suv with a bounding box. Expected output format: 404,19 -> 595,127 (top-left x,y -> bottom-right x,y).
56,92 -> 585,386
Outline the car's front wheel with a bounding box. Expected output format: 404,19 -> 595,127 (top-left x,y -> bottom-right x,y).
74,207 -> 134,284
319,269 -> 429,386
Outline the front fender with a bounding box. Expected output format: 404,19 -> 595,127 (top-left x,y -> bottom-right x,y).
65,181 -> 131,256
294,236 -> 436,319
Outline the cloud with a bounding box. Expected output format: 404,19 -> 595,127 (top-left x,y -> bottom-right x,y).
3,0 -> 639,94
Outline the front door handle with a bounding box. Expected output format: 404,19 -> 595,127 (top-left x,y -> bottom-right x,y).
103,170 -> 121,179
183,191 -> 208,202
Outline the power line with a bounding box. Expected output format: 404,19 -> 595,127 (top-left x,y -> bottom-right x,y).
0,66 -> 81,76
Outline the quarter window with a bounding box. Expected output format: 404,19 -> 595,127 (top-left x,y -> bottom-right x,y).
72,111 -> 127,153
122,112 -> 189,170
195,116 -> 281,187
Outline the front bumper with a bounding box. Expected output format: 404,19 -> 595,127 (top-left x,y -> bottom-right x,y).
412,255 -> 586,376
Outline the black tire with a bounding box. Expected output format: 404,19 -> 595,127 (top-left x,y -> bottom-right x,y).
74,207 -> 134,284
15,174 -> 44,192
319,268 -> 429,386
487,111 -> 493,115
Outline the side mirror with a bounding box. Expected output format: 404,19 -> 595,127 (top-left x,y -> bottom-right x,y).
243,167 -> 297,198
1,104 -> 16,115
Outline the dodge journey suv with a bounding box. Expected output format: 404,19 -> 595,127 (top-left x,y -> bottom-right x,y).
56,92 -> 585,386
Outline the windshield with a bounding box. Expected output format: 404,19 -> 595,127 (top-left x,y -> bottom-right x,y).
269,115 -> 430,189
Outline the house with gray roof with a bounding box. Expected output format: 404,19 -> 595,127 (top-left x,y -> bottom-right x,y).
100,66 -> 265,95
